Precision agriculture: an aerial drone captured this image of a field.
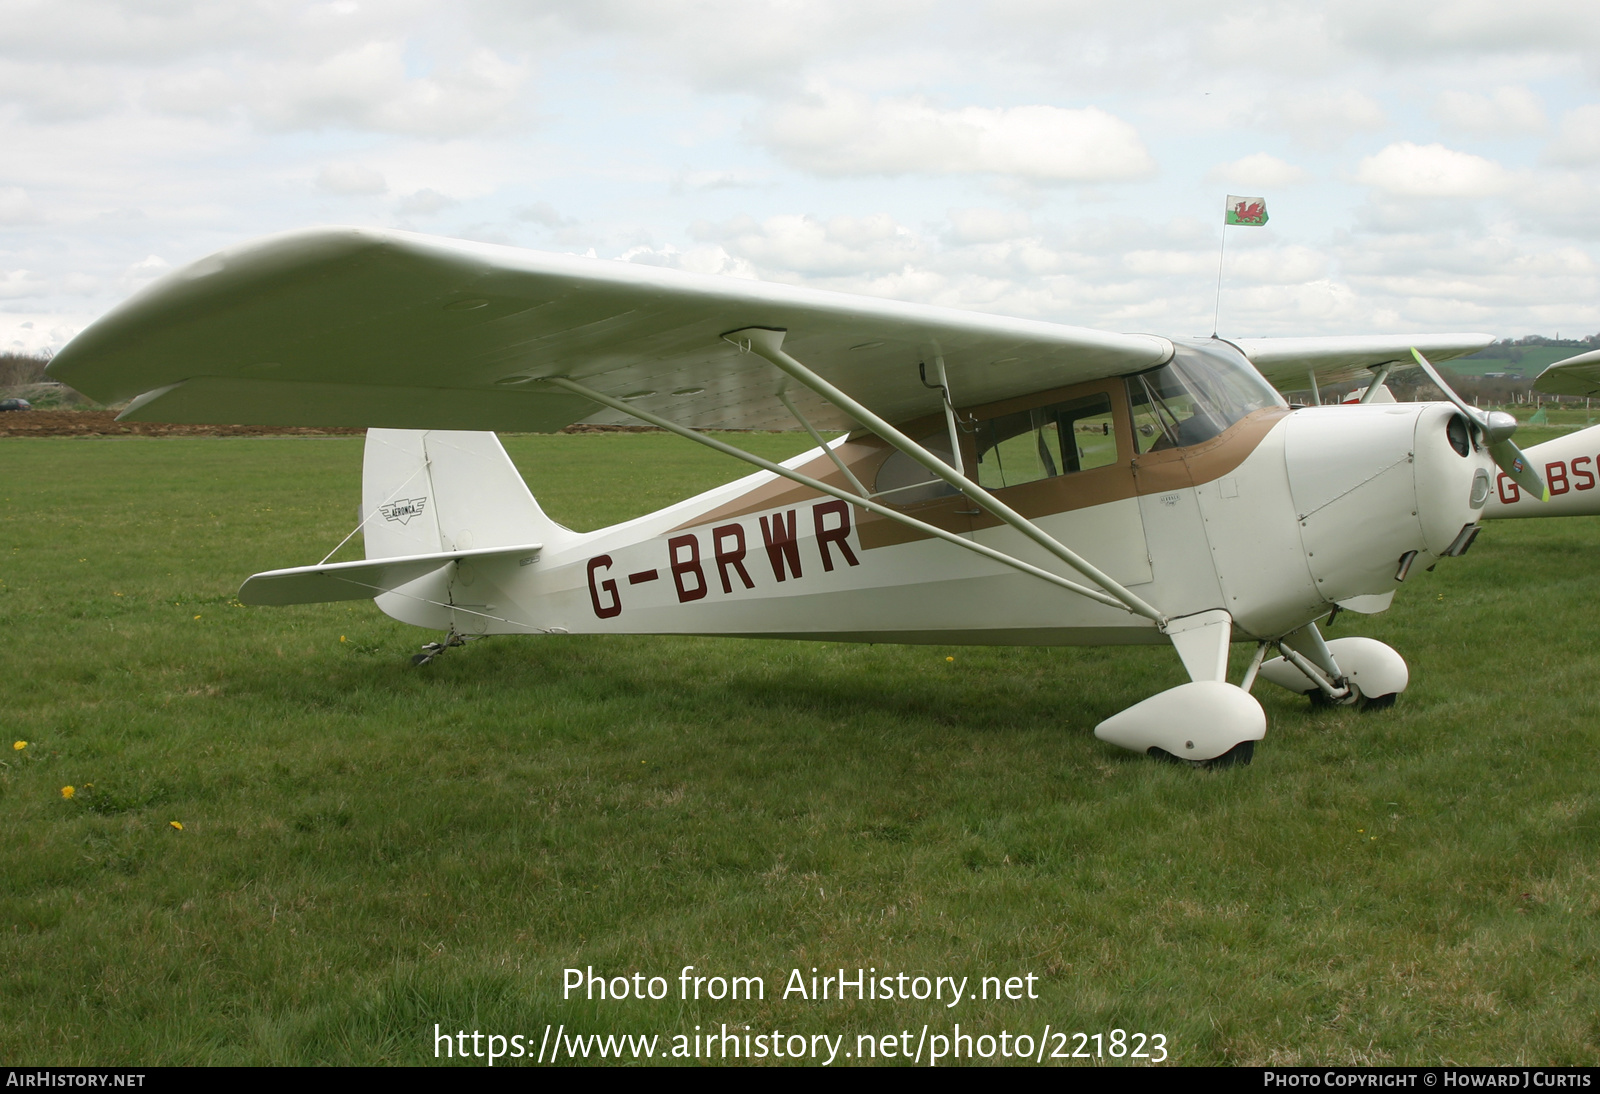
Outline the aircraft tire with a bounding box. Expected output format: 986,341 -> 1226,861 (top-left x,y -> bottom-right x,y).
1205,739 -> 1255,768
1307,683 -> 1361,709
1305,683 -> 1397,712
1146,739 -> 1255,768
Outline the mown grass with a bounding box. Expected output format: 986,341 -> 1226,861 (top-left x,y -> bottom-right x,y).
2,433 -> 1599,1066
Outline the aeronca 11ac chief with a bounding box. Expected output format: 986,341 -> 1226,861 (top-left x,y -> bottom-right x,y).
47,227 -> 1552,767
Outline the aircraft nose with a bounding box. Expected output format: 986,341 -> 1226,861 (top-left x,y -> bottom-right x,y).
1412,402 -> 1492,557
1283,403 -> 1486,604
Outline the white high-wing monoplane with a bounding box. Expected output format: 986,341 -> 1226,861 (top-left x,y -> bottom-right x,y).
48,227 -> 1549,766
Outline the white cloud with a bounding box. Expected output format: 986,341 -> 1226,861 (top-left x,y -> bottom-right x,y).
1433,86 -> 1547,137
1331,0 -> 1600,59
396,188 -> 456,215
0,62 -> 123,121
143,67 -> 241,120
515,201 -> 572,226
251,42 -> 527,136
1207,153 -> 1310,188
0,268 -> 47,299
1354,142 -> 1511,198
945,208 -> 1033,245
315,163 -> 388,195
0,187 -> 38,224
691,212 -> 926,277
1276,89 -> 1387,142
755,88 -> 1156,182
4,0 -> 1600,348
1546,104 -> 1600,166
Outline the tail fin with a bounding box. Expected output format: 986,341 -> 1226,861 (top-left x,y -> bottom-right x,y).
362,429 -> 572,560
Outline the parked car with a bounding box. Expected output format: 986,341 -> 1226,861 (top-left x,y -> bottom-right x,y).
0,398 -> 32,410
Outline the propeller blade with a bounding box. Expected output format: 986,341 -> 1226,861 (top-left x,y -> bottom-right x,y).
1410,348 -> 1548,502
1409,347 -> 1481,422
1488,439 -> 1550,502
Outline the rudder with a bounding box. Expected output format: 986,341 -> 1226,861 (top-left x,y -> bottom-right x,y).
362,429 -> 572,560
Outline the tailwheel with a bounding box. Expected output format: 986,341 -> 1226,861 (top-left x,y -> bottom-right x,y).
410,629 -> 478,666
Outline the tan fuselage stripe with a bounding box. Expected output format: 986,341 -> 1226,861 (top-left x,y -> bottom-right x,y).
673,406 -> 1290,550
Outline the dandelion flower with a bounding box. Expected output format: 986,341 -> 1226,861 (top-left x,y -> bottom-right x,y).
340,635 -> 347,643
194,614 -> 201,620
946,656 -> 954,662
12,740 -> 25,751
169,821 -> 183,831
61,785 -> 75,799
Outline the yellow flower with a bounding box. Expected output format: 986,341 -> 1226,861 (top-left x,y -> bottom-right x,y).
169,821 -> 183,831
945,656 -> 955,662
61,785 -> 75,799
193,614 -> 201,620
340,635 -> 347,642
12,740 -> 25,751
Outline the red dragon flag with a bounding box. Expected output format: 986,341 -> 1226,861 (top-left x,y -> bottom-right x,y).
1225,196 -> 1269,226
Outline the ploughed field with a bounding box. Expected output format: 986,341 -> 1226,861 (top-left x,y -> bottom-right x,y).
2,428 -> 1598,1066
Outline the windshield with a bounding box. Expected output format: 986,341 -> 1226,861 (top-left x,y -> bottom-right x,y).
1126,339 -> 1284,453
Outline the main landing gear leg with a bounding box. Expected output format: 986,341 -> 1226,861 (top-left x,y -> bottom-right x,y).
1255,623 -> 1409,711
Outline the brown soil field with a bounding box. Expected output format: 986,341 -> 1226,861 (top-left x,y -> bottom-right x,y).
0,410 -> 364,438
0,410 -> 666,438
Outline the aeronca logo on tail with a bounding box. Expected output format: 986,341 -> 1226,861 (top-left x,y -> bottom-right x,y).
586,500 -> 861,619
380,498 -> 428,525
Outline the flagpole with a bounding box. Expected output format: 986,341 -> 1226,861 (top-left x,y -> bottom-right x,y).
1211,222 -> 1228,338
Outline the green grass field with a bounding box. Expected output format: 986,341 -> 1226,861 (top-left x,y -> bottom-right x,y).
3,431 -> 1600,1066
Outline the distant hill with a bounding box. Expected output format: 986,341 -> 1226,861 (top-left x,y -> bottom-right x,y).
1445,335 -> 1600,378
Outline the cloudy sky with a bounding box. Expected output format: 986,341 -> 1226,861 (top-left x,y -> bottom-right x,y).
4,0 -> 1600,354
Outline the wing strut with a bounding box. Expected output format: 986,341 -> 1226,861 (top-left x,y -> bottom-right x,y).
722,327 -> 1167,625
1358,364 -> 1392,405
545,376 -> 1137,614
777,388 -> 871,498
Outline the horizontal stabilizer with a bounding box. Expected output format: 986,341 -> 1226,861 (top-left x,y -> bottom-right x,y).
239,543 -> 542,606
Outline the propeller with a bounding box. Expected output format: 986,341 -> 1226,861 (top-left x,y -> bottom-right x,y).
1410,348 -> 1548,502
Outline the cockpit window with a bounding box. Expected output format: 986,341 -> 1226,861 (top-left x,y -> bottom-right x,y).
1127,340 -> 1284,453
973,393 -> 1117,490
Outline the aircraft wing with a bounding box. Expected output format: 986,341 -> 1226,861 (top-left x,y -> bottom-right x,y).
1533,348 -> 1600,397
47,226 -> 1173,433
1234,334 -> 1494,393
238,542 -> 543,605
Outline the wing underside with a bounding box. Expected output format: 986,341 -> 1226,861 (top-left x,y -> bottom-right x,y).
48,227 -> 1174,433
1533,348 -> 1600,397
1233,334 -> 1495,394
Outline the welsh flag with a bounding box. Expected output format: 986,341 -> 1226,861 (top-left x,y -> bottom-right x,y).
1226,196 -> 1268,226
